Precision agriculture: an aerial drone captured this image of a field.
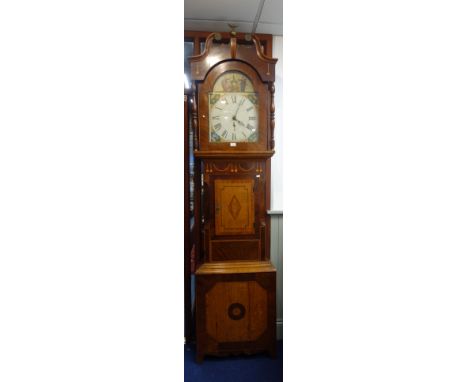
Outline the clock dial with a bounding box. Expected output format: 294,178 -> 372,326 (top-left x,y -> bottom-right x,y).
209,93 -> 258,143
209,71 -> 258,143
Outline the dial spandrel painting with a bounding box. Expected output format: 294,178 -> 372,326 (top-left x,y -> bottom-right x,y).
209,71 -> 259,143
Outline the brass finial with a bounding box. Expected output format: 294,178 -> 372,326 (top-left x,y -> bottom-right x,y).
228,23 -> 238,36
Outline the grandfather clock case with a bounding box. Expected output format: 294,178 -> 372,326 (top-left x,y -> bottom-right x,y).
190,32 -> 277,362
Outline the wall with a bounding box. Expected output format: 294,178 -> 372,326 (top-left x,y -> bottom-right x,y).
271,36 -> 283,211
270,36 -> 283,339
270,213 -> 283,339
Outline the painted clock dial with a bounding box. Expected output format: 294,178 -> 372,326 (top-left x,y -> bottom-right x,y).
209,71 -> 258,143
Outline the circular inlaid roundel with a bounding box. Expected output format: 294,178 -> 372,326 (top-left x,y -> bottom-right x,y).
228,303 -> 246,320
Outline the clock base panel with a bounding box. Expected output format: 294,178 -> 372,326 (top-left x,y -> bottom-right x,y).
195,266 -> 276,363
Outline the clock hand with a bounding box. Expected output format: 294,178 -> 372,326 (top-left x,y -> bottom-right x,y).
236,119 -> 245,127
233,97 -> 243,119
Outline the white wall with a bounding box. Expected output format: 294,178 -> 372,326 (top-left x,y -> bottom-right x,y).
270,36 -> 283,339
271,36 -> 283,211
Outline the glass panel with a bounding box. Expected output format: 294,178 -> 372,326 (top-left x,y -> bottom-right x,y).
209,71 -> 259,143
184,41 -> 194,88
213,71 -> 255,93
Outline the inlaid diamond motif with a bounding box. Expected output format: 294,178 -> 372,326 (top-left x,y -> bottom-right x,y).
228,195 -> 241,220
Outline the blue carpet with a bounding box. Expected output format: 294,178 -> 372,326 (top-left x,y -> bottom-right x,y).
184,341 -> 283,382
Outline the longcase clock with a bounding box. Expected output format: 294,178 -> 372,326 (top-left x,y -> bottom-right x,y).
189,31 -> 277,362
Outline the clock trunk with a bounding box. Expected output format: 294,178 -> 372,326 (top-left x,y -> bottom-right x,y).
201,159 -> 270,263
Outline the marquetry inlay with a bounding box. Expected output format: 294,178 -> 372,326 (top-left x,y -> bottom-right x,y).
205,281 -> 267,342
228,303 -> 246,321
204,161 -> 264,175
228,195 -> 242,220
214,178 -> 255,236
